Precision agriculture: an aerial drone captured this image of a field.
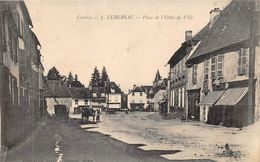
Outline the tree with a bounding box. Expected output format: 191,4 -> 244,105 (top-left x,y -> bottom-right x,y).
90,67 -> 100,87
65,71 -> 74,87
100,66 -> 110,87
71,74 -> 84,88
47,66 -> 63,80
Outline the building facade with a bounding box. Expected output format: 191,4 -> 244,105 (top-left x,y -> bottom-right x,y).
106,81 -> 122,110
167,31 -> 193,118
127,85 -> 147,111
0,1 -> 45,150
186,1 -> 260,127
68,87 -> 91,114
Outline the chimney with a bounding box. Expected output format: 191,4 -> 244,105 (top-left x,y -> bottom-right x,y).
185,30 -> 192,41
133,84 -> 137,89
75,74 -> 78,81
210,8 -> 221,28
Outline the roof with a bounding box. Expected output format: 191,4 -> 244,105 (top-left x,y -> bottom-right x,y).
44,85 -> 71,98
68,87 -> 91,99
92,86 -> 106,93
30,30 -> 41,46
106,81 -> 122,93
187,0 -> 253,65
167,23 -> 210,66
20,1 -> 33,27
130,86 -> 145,93
141,85 -> 153,91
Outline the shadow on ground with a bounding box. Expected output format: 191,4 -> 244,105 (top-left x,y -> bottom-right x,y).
72,118 -> 216,162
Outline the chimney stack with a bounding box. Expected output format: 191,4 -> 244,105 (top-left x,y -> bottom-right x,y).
185,30 -> 192,41
75,74 -> 78,81
133,84 -> 137,89
210,8 -> 221,28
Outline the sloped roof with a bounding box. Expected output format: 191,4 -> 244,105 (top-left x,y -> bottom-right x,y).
30,30 -> 41,46
106,81 -> 122,93
68,87 -> 91,99
167,23 -> 210,66
44,85 -> 71,98
131,86 -> 145,93
187,0 -> 253,64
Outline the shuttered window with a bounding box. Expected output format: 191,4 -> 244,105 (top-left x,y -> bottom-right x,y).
237,48 -> 249,75
192,64 -> 198,84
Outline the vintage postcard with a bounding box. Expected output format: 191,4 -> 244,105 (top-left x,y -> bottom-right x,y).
0,0 -> 260,162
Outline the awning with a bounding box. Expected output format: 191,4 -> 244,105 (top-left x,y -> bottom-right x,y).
198,91 -> 225,107
215,87 -> 248,106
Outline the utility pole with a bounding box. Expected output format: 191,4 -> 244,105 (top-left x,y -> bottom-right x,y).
248,0 -> 257,125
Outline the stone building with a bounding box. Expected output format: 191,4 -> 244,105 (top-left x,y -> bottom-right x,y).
186,0 -> 260,127
0,1 -> 45,150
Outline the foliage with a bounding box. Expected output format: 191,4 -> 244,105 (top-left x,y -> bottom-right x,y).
100,66 -> 110,87
90,67 -> 101,87
47,66 -> 63,80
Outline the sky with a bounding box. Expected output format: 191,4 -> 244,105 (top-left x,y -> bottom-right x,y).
25,0 -> 230,92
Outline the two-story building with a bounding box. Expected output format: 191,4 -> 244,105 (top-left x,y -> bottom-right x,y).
186,0 -> 260,127
44,80 -> 72,115
68,87 -> 91,114
128,85 -> 147,111
167,30 -> 194,118
105,81 -> 122,111
90,86 -> 107,110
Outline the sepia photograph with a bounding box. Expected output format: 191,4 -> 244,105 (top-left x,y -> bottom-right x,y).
0,0 -> 260,162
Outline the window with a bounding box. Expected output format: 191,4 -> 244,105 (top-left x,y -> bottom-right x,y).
211,55 -> 223,79
75,100 -> 78,105
85,100 -> 88,105
140,92 -> 142,96
101,93 -> 105,97
217,54 -> 223,77
204,59 -> 209,81
93,93 -> 97,97
132,92 -> 135,96
211,56 -> 216,78
237,48 -> 249,75
192,64 -> 198,84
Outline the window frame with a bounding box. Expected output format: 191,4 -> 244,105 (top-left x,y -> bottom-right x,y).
192,64 -> 198,84
237,48 -> 249,75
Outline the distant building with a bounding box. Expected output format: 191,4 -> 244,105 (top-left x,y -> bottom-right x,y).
128,85 -> 147,111
90,87 -> 107,109
105,81 -> 122,111
153,79 -> 168,112
68,87 -> 91,114
167,31 -> 193,118
44,80 -> 72,115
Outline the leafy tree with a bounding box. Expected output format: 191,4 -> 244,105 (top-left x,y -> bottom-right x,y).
100,66 -> 110,87
90,67 -> 100,87
47,66 -> 63,80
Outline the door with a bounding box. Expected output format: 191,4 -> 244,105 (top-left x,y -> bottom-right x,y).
188,90 -> 200,120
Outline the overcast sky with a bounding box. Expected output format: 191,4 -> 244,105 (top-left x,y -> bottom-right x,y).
25,0 -> 230,92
